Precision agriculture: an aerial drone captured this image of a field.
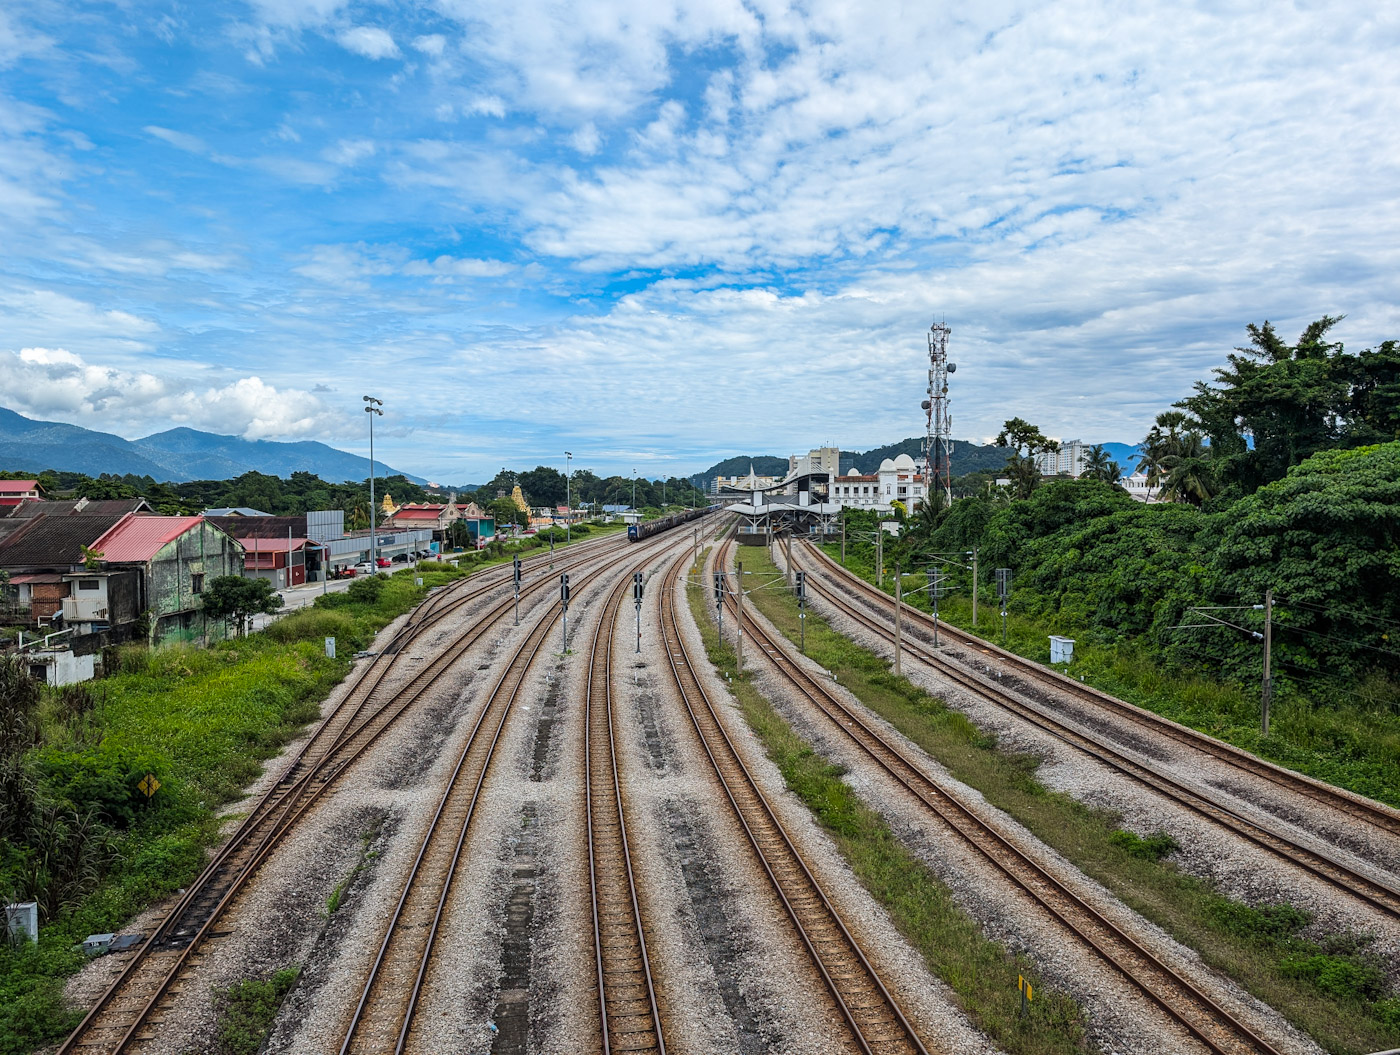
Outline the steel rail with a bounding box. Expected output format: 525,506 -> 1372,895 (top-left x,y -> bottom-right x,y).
338,531 -> 685,1055
789,543 -> 1400,922
804,540 -> 1400,841
658,549 -> 929,1055
584,545 -> 672,1054
723,540 -> 1284,1055
57,534 -> 630,1055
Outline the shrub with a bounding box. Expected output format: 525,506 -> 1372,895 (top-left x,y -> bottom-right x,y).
263,608 -> 360,647
1279,953 -> 1387,1000
346,575 -> 386,604
1109,829 -> 1179,860
33,742 -> 163,829
216,967 -> 301,1055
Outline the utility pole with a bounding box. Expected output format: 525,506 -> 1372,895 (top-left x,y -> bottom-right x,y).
970,547 -> 979,628
565,451 -> 573,546
736,560 -> 744,672
513,556 -> 521,626
795,570 -> 807,654
894,562 -> 903,678
1262,588 -> 1273,738
784,533 -> 793,589
876,528 -> 883,588
840,513 -> 846,566
634,572 -> 644,653
714,571 -> 724,642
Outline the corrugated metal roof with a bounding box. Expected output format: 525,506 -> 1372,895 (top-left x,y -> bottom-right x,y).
0,480 -> 37,492
389,508 -> 441,519
90,515 -> 204,563
239,537 -> 308,552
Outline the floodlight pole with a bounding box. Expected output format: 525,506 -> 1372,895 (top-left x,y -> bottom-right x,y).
363,396 -> 383,571
565,451 -> 573,546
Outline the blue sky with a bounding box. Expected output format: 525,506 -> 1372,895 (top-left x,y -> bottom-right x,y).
1,1 -> 1397,483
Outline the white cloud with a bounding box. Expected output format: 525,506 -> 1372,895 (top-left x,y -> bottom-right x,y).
569,122 -> 601,155
413,33 -> 446,57
0,347 -> 338,440
323,138 -> 376,166
337,25 -> 400,61
143,125 -> 207,154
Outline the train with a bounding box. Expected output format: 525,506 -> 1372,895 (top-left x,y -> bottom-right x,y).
627,504 -> 719,542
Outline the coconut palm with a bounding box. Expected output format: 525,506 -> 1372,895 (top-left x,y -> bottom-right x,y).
1082,444 -> 1123,485
1138,411 -> 1216,505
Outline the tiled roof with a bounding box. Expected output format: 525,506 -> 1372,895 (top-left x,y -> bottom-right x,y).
89,515 -> 204,564
388,507 -> 442,519
0,480 -> 37,492
0,514 -> 129,569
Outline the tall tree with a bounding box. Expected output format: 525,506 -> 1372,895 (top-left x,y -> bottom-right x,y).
995,417 -> 1059,499
1082,444 -> 1122,485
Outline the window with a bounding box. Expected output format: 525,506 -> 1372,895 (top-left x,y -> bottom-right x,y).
78,579 -> 99,592
191,573 -> 204,595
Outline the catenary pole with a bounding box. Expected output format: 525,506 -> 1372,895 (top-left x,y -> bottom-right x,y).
1262,588 -> 1273,737
894,562 -> 903,678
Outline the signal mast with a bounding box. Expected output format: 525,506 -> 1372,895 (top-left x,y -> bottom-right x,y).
921,321 -> 955,509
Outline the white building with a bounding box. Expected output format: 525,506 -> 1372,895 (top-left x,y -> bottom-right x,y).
828,454 -> 928,511
1123,472 -> 1162,503
1035,439 -> 1092,477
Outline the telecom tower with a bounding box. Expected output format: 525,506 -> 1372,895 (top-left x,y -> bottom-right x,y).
921,321 -> 955,508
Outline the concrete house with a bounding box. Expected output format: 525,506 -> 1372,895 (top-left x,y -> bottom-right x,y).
88,516 -> 244,644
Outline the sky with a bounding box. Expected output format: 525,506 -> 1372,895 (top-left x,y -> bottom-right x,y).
0,1 -> 1397,484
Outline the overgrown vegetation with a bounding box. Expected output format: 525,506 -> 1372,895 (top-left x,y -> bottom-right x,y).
686,553 -> 1091,1055
744,545 -> 1400,1054
214,966 -> 301,1055
0,564 -> 469,1054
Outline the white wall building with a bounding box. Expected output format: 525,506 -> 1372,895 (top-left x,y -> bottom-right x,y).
1036,439 -> 1092,477
828,454 -> 928,511
1123,472 -> 1162,503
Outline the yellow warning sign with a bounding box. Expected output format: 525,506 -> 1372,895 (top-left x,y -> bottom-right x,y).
137,774 -> 161,798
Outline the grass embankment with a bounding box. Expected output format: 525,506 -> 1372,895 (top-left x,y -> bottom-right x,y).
685,552 -> 1090,1055
753,546 -> 1400,1054
0,562 -> 471,1055
823,542 -> 1400,810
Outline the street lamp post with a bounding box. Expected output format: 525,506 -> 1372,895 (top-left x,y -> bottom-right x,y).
632,470 -> 637,515
565,451 -> 573,546
363,396 -> 383,572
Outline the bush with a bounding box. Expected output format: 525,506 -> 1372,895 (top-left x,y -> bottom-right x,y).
1279,953 -> 1387,999
346,575 -> 386,603
263,608 -> 361,647
33,742 -> 163,828
1109,829 -> 1179,860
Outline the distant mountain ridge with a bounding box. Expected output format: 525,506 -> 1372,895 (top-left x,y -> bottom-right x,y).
692,437 -> 1142,486
0,408 -> 425,483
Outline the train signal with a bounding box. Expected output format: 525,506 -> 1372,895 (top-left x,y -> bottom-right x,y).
713,571 -> 724,604
996,568 -> 1012,601
633,571 -> 644,602
560,572 -> 571,605
794,570 -> 806,600
512,556 -> 522,585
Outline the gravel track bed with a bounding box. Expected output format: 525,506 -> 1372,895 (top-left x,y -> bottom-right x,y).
764,547 -> 1326,1055
788,548 -> 1400,968
807,548 -> 1400,875
700,544 -> 1000,1055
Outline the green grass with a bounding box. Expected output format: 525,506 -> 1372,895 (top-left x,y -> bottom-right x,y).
824,542 -> 1400,810
214,966 -> 301,1055
325,819 -> 382,916
686,552 -> 1090,1055
0,566 -> 464,1055
752,546 -> 1400,1055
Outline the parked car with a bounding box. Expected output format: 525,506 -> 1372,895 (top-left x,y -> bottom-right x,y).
391,553 -> 409,563
352,562 -> 374,575
376,557 -> 392,567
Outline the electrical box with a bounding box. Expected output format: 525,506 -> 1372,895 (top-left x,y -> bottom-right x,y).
1049,636 -> 1075,664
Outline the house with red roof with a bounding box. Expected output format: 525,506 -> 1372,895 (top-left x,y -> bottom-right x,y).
380,501 -> 460,535
88,515 -> 243,644
0,479 -> 43,507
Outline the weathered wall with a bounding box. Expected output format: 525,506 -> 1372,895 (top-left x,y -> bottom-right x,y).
147,521 -> 243,645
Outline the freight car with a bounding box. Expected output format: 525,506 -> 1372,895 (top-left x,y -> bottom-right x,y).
627,504 -> 718,542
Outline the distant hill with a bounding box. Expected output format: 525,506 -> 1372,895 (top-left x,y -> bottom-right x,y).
693,436 -> 1141,486
0,408 -> 425,484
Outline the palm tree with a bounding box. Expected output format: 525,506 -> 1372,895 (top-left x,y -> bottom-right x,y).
1138,411 -> 1216,505
1082,445 -> 1123,485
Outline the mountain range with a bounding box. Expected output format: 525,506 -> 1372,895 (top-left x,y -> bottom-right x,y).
0,408 -> 425,484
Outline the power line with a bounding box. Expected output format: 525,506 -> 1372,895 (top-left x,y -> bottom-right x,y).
1274,595 -> 1400,637
1270,658 -> 1399,710
1272,620 -> 1400,659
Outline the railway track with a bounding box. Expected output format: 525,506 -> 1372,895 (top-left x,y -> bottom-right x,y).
791,542 -> 1400,921
803,540 -> 1400,842
583,545 -> 671,1054
721,538 -> 1287,1055
57,534 -> 629,1055
338,531 -> 686,1054
659,547 -> 929,1055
